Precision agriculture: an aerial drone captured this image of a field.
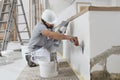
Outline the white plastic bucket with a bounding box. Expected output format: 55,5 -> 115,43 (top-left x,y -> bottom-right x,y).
21,46 -> 28,62
38,58 -> 58,78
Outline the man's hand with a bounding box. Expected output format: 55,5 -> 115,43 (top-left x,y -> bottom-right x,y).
69,36 -> 79,46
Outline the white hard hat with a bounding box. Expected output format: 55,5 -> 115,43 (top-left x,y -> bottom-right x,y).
41,9 -> 57,24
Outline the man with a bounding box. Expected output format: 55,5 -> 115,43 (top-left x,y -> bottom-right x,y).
26,9 -> 79,67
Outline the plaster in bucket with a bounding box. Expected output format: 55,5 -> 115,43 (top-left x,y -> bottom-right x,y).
38,57 -> 58,78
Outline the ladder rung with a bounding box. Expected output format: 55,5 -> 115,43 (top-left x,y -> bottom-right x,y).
17,23 -> 26,25
18,14 -> 24,16
4,2 -> 11,5
0,21 -> 7,23
22,39 -> 29,43
19,31 -> 28,33
16,4 -> 21,6
22,39 -> 29,40
1,11 -> 9,14
0,30 -> 5,33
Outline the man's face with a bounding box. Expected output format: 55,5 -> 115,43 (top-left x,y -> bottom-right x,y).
46,22 -> 54,28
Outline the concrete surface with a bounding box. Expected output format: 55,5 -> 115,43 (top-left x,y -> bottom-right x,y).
0,41 -> 79,80
0,59 -> 26,80
0,42 -> 26,80
17,62 -> 79,80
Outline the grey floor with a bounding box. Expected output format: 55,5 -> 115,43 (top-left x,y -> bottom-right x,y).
17,62 -> 79,80
0,42 -> 79,80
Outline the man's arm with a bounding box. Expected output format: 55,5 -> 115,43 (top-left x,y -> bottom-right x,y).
42,30 -> 72,40
42,30 -> 79,46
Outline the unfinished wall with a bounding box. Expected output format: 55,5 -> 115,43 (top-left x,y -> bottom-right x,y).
90,11 -> 120,73
60,5 -> 120,79
63,12 -> 90,80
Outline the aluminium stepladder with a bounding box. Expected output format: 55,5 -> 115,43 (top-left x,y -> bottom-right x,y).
0,0 -> 31,55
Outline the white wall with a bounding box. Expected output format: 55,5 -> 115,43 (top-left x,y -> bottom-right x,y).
48,0 -> 73,15
107,55 -> 120,73
93,0 -> 120,6
57,3 -> 76,25
90,11 -> 120,73
111,0 -> 120,6
90,11 -> 120,58
91,0 -> 112,6
111,0 -> 117,6
116,0 -> 120,6
63,12 -> 90,80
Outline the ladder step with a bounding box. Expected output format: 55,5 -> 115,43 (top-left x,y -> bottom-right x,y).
4,2 -> 11,5
0,30 -> 5,33
0,21 -> 7,23
1,11 -> 9,14
17,23 -> 26,25
16,4 -> 21,6
18,14 -> 24,16
22,39 -> 29,40
22,39 -> 29,43
19,31 -> 28,33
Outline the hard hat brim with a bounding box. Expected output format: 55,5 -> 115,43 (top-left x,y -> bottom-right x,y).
47,20 -> 57,25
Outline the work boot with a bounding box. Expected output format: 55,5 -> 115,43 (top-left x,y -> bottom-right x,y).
25,55 -> 38,67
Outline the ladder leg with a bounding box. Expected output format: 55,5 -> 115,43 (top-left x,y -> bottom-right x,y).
1,0 -> 16,50
0,0 -> 11,55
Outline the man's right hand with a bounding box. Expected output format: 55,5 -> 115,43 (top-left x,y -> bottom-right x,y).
70,37 -> 79,46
